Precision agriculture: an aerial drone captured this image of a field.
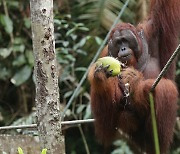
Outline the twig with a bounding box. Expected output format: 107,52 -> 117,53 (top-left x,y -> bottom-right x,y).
151,44 -> 180,91
0,119 -> 95,131
149,93 -> 160,154
78,125 -> 90,154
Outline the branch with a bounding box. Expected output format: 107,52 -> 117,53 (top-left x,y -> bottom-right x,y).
151,44 -> 180,91
0,119 -> 95,131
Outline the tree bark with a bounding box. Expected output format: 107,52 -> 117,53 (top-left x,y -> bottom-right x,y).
0,134 -> 40,154
30,0 -> 65,153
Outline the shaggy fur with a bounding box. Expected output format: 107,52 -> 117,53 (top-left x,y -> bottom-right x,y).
88,0 -> 180,153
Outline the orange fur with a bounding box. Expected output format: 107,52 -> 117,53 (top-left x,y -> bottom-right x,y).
140,0 -> 180,80
89,66 -> 178,153
100,45 -> 108,57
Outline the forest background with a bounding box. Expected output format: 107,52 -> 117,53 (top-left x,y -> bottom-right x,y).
0,0 -> 179,153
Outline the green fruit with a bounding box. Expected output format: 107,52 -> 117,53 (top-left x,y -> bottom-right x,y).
96,56 -> 122,76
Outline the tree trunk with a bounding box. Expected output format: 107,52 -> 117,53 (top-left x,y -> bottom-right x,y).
30,0 -> 65,153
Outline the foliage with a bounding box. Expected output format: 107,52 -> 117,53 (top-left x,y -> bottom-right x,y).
0,1 -> 33,86
69,0 -> 136,33
0,0 -> 179,153
17,147 -> 24,154
0,0 -> 34,126
111,140 -> 133,154
17,147 -> 47,154
54,14 -> 102,120
41,149 -> 47,154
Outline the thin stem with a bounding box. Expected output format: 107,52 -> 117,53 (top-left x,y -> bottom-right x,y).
149,93 -> 160,154
78,125 -> 90,154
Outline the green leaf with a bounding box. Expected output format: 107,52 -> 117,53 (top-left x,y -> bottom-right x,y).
73,38 -> 87,50
76,49 -> 87,55
0,66 -> 11,80
70,34 -> 77,41
60,19 -> 68,24
25,50 -> 34,66
56,54 -> 69,64
12,55 -> 26,67
75,67 -> 87,72
78,38 -> 87,47
7,1 -> 19,8
62,41 -> 69,47
78,27 -> 89,31
41,149 -> 47,154
17,147 -> 24,154
0,15 -> 13,34
65,14 -> 71,19
0,48 -> 12,58
14,37 -> 24,44
76,23 -> 84,27
84,104 -> 91,119
65,55 -> 76,62
23,18 -> 31,29
76,105 -> 86,114
112,140 -> 133,154
54,19 -> 62,25
95,36 -> 103,45
12,44 -> 25,53
57,58 -> 69,64
176,70 -> 180,75
11,65 -> 32,86
63,24 -> 69,29
61,48 -> 69,54
64,91 -> 73,98
66,27 -> 76,36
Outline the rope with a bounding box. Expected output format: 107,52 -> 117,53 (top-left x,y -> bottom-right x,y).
62,0 -> 130,117
151,44 -> 180,91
